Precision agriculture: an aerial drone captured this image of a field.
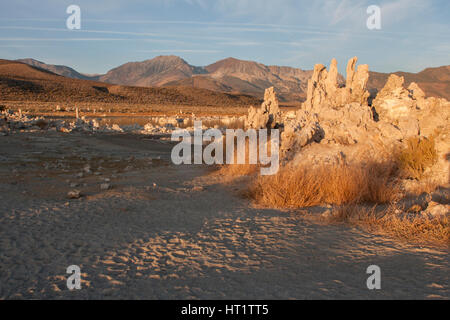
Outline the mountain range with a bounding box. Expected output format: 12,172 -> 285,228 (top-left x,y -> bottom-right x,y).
16,58 -> 94,81
16,56 -> 450,101
0,59 -> 260,107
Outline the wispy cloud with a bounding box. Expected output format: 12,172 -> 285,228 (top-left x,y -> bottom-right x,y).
217,41 -> 262,46
380,0 -> 431,26
138,49 -> 221,53
0,38 -> 129,41
0,26 -> 159,37
0,44 -> 51,48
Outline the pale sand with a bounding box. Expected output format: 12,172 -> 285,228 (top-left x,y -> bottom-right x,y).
0,131 -> 448,299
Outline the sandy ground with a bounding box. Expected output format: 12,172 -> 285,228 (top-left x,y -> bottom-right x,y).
0,131 -> 448,299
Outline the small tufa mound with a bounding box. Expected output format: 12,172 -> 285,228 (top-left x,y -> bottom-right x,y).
245,87 -> 282,129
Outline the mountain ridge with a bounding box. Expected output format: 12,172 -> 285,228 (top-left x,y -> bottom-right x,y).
0,59 -> 260,107
16,56 -> 450,101
16,58 -> 95,81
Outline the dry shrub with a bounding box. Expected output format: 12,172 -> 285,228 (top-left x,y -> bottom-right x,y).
247,162 -> 400,208
362,162 -> 400,204
407,178 -> 441,196
327,204 -> 449,246
396,136 -> 438,179
246,165 -> 322,207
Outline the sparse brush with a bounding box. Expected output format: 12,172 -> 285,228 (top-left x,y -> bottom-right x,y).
361,162 -> 401,204
216,163 -> 260,177
407,178 -> 441,196
326,204 -> 450,246
396,136 -> 438,179
247,162 -> 400,208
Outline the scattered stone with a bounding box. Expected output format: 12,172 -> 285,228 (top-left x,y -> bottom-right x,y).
423,202 -> 449,217
321,209 -> 332,218
67,190 -> 81,199
101,183 -> 111,191
111,124 -> 124,132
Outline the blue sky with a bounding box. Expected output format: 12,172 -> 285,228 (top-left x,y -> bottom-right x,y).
0,0 -> 448,74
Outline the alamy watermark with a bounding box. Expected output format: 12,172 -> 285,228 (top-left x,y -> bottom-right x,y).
366,265 -> 381,290
367,5 -> 381,30
66,265 -> 81,290
66,5 -> 81,30
171,121 -> 280,175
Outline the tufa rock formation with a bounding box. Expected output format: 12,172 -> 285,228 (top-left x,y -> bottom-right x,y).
280,57 -> 375,162
304,57 -> 370,111
246,87 -> 282,129
245,56 -> 449,184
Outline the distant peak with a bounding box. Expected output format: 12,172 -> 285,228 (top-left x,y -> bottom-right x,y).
218,57 -> 251,63
151,55 -> 187,63
223,57 -> 239,61
17,58 -> 46,64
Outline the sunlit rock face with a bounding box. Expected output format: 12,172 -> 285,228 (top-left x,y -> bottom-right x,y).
304,57 -> 370,112
243,57 -> 449,184
246,87 -> 282,130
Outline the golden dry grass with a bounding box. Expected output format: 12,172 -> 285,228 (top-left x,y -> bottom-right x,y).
246,162 -> 400,208
215,133 -> 447,246
326,204 -> 449,246
395,136 -> 438,179
407,178 -> 441,196
215,163 -> 260,177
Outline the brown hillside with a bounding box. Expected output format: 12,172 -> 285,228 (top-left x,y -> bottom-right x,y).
0,59 -> 260,107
